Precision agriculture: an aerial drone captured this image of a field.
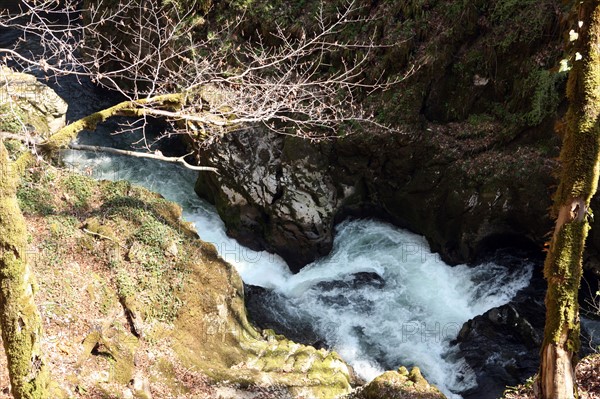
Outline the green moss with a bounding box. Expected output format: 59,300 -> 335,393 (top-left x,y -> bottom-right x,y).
0,103 -> 28,133
100,180 -> 133,200
83,217 -> 117,241
521,69 -> 566,127
358,368 -> 446,399
79,327 -> 139,385
17,185 -> 55,215
115,268 -> 137,299
543,220 -> 586,350
0,144 -> 50,398
134,218 -> 174,248
61,174 -> 95,209
39,94 -> 183,155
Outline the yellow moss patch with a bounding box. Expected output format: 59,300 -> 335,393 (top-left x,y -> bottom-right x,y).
357,367 -> 447,399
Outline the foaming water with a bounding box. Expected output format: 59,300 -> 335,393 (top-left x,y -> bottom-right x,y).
62,149 -> 533,398
261,220 -> 533,398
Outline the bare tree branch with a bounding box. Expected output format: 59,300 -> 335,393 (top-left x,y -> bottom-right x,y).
0,131 -> 218,172
67,143 -> 219,172
0,0 -> 411,152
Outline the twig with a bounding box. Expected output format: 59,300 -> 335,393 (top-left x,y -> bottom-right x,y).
68,143 -> 218,173
0,132 -> 218,173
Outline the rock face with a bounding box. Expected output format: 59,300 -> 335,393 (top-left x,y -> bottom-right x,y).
456,303 -> 543,399
196,130 -> 345,271
194,0 -> 567,270
0,66 -> 67,135
196,124 -> 557,270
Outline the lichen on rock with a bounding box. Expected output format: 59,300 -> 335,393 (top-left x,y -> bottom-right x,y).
0,66 -> 68,136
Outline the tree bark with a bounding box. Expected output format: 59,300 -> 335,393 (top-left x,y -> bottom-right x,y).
0,141 -> 49,398
538,1 -> 600,398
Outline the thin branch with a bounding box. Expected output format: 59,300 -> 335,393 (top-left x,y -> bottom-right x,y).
67,143 -> 218,172
1,131 -> 218,173
0,131 -> 40,146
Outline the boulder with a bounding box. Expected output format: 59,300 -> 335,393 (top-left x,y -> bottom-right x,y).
351,367 -> 446,399
196,129 -> 345,272
0,66 -> 67,136
453,254 -> 546,399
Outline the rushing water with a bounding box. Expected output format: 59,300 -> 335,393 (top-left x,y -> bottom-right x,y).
62,142 -> 533,398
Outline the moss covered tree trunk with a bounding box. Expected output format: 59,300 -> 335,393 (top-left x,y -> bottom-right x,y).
0,141 -> 48,398
538,1 -> 600,398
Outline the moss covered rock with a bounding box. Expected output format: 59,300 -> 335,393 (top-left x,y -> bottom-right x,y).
0,66 -> 67,136
350,367 -> 446,399
9,163 -> 353,398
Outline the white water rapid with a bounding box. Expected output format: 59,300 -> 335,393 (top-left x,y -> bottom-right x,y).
62,148 -> 534,399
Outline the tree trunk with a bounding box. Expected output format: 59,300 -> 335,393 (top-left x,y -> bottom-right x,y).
538,1 -> 600,398
0,141 -> 49,398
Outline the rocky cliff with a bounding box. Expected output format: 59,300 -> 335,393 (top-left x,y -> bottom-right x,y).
194,0 -> 568,271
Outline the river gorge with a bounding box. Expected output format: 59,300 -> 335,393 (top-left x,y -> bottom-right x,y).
1,1 -> 600,398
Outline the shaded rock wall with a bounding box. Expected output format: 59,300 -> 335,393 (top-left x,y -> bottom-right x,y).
196,130 -> 345,271
194,0 -> 569,270
196,123 -> 558,270
179,0 -> 597,279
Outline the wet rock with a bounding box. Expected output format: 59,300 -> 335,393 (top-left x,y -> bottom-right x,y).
316,272 -> 386,291
244,284 -> 326,349
453,257 -> 546,399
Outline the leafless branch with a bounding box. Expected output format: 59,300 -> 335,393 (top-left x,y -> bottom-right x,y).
68,143 -> 219,172
0,0 -> 411,155
0,131 -> 218,172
